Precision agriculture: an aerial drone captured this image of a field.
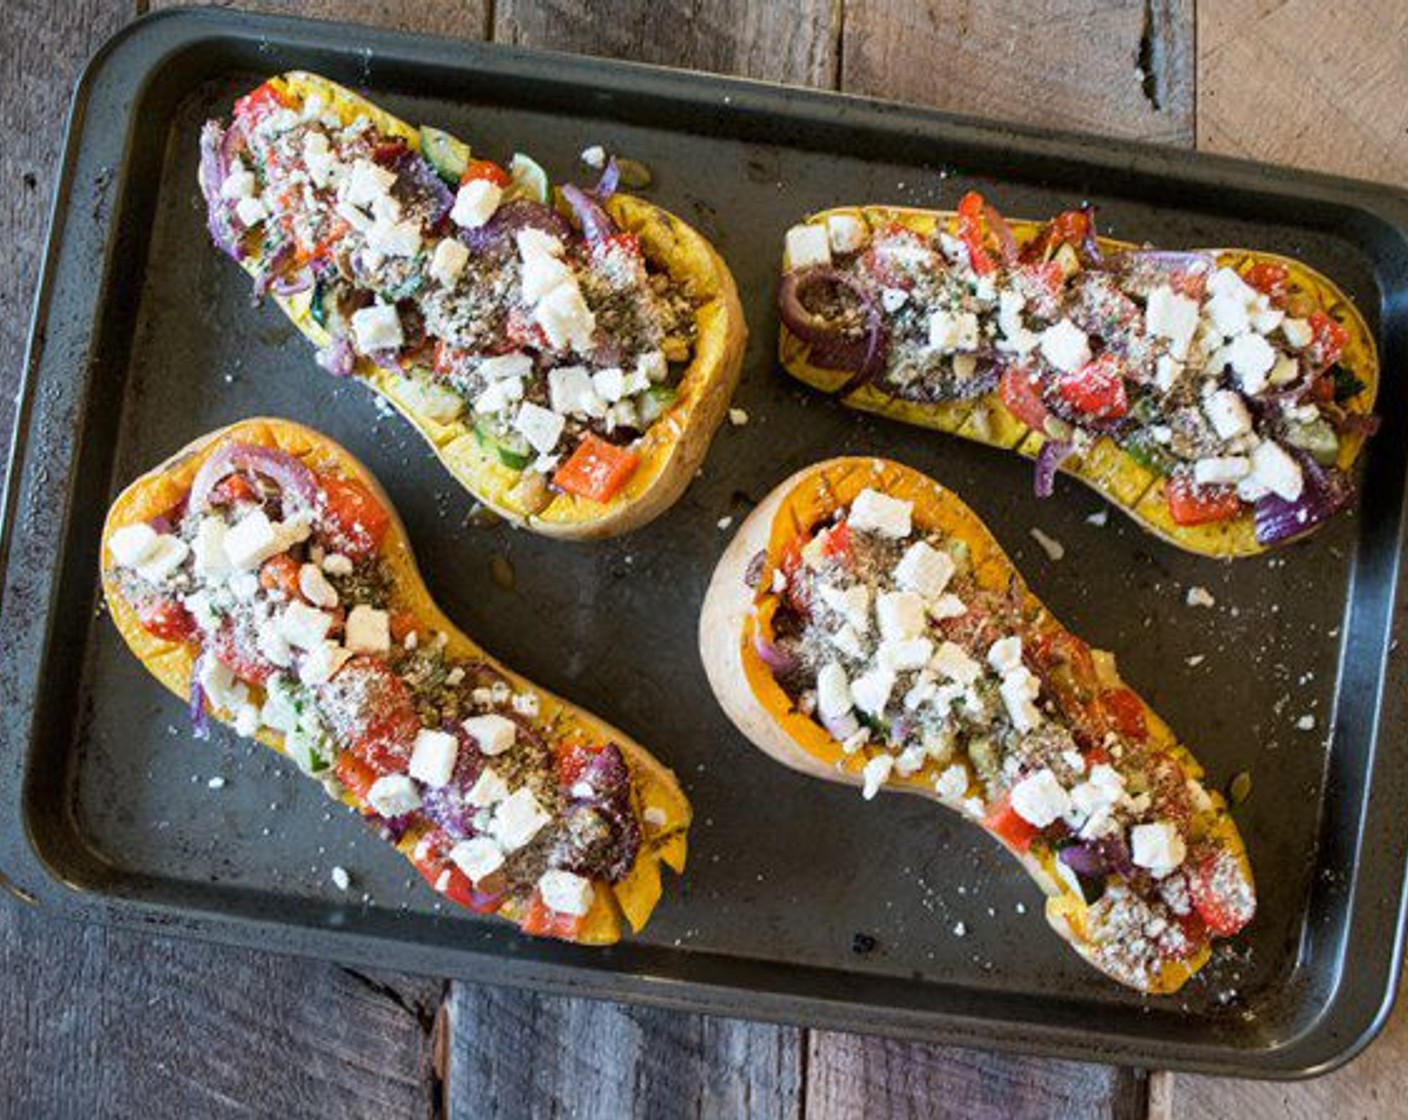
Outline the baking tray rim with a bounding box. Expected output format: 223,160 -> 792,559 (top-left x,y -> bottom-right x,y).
2,4 -> 1407,1079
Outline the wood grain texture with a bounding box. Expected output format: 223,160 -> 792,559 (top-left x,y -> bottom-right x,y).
146,0 -> 490,37
493,0 -> 839,87
447,985 -> 802,1120
0,897 -> 446,1118
0,0 -> 130,499
1198,0 -> 1408,185
805,1030 -> 1148,1120
841,0 -> 1194,145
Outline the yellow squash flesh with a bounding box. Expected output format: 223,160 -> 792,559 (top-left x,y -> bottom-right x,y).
700,457 -> 1253,992
101,418 -> 690,944
780,206 -> 1378,557
239,72 -> 747,539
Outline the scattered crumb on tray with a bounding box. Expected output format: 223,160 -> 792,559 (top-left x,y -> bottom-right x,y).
1030,527 -> 1064,561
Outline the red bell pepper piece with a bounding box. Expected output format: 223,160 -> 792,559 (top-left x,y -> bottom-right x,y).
1166,476 -> 1244,526
520,892 -> 586,940
137,597 -> 196,643
999,366 -> 1051,430
460,159 -> 512,189
983,795 -> 1041,853
319,476 -> 391,559
956,191 -> 998,276
553,435 -> 640,504
1056,353 -> 1129,421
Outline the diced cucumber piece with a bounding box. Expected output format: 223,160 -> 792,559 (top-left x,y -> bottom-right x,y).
474,421 -> 532,470
395,374 -> 465,425
419,126 -> 471,184
1283,418 -> 1340,465
507,153 -> 550,204
1122,429 -> 1175,476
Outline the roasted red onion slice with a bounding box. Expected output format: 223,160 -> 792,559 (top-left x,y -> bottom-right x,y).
593,157 -> 620,201
778,266 -> 887,391
188,442 -> 321,515
1253,454 -> 1354,545
752,634 -> 798,676
982,201 -> 1019,266
388,148 -> 454,226
189,654 -> 211,740
561,183 -> 618,243
1034,439 -> 1075,498
316,336 -> 356,378
457,199 -> 573,254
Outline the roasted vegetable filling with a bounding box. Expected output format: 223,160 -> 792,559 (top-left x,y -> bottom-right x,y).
781,196 -> 1376,545
201,80 -> 698,508
757,484 -> 1254,988
106,442 -> 657,935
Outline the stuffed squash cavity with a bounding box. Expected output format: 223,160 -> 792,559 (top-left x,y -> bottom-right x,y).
102,418 -> 689,943
778,201 -> 1377,556
201,72 -> 746,539
700,457 -> 1254,992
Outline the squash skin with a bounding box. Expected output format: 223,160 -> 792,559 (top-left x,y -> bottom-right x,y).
228,72 -> 748,540
101,418 -> 690,944
699,456 -> 1254,992
779,206 -> 1378,557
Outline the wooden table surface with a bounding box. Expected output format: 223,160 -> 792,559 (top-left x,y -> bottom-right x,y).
3,2 -> 1405,1116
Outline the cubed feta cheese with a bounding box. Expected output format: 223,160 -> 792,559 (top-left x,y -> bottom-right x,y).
637,350 -> 668,383
928,594 -> 968,621
466,767 -> 509,808
1238,439 -> 1303,502
256,617 -> 293,668
223,510 -> 282,570
350,304 -> 403,354
235,195 -> 268,227
478,353 -> 534,382
516,228 -> 565,259
429,237 -> 470,287
1154,354 -> 1185,393
344,159 -> 396,208
367,773 -> 422,818
462,713 -> 517,756
1226,332 -> 1276,394
999,666 -> 1043,732
344,604 -> 390,653
876,590 -> 926,641
860,754 -> 894,800
409,728 -> 460,788
817,583 -> 871,633
108,523 -> 159,568
534,281 -> 596,351
1193,456 -> 1251,486
1144,285 -> 1200,360
1130,820 -> 1187,877
1207,266 -> 1256,302
520,251 -> 574,303
850,667 -> 896,717
200,657 -> 248,713
848,488 -> 913,538
930,640 -> 980,685
1203,389 -> 1253,440
219,164 -> 256,200
547,365 -> 598,416
880,287 -> 909,313
514,401 -> 565,455
298,563 -> 339,608
1268,354 -> 1299,386
816,663 -> 853,720
134,535 -> 189,584
1281,317 -> 1313,349
1251,304 -> 1285,334
928,309 -> 980,354
934,763 -> 969,801
996,290 -> 1039,355
279,601 -> 334,650
785,223 -> 831,269
302,132 -> 339,188
878,637 -> 933,672
1204,292 -> 1250,339
893,540 -> 954,599
1038,319 -> 1091,374
473,376 -> 524,416
366,216 -> 422,258
1009,768 -> 1070,828
580,145 -> 606,169
987,636 -> 1023,674
538,869 -> 595,916
450,179 -> 502,229
592,366 -> 625,402
298,640 -> 352,686
191,517 -> 232,579
492,787 -> 550,851
825,213 -> 868,253
450,836 -> 505,882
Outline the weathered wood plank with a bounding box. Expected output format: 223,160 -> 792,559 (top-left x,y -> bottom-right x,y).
841,0 -> 1194,145
0,0 -> 131,492
805,1030 -> 1148,1120
493,0 -> 838,87
447,985 -> 802,1120
146,0 -> 491,38
1197,0 -> 1408,185
0,896 -> 447,1117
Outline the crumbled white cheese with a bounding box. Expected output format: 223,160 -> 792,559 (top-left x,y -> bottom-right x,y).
223,510 -> 281,570
109,523 -> 159,568
200,657 -> 247,713
830,624 -> 865,660
538,869 -> 595,916
931,640 -> 980,685
408,728 -> 459,788
514,401 -> 565,455
934,763 -> 969,801
366,216 -> 422,258
535,281 -> 596,351
881,287 -> 909,313
466,767 -> 509,808
987,636 -> 1023,674
817,583 -> 871,633
429,236 -> 470,287
321,552 -> 353,576
473,376 -> 524,416
279,601 -> 334,650
1193,456 -> 1251,486
462,713 -> 517,756
366,774 -> 422,818
450,836 -> 504,881
878,637 -> 932,673
1281,317 -> 1313,349
350,303 -> 403,354
785,223 -> 831,269
1238,439 -> 1304,502
928,594 -> 967,621
1038,319 -> 1091,374
235,195 -> 268,226
344,604 -> 390,653
492,787 -> 550,852
134,535 -> 190,584
928,309 -> 980,353
1130,820 -> 1187,878
893,540 -> 954,600
298,563 -> 339,608
1010,768 -> 1070,828
191,517 -> 231,579
1203,388 -> 1253,440
825,213 -> 868,253
847,489 -> 913,538
1185,586 -> 1216,609
728,407 -> 749,427
850,667 -> 896,717
516,228 -> 565,259
520,251 -> 574,303
876,590 -> 926,642
298,640 -> 352,686
999,666 -> 1043,733
344,159 -> 396,208
1144,285 -> 1199,360
450,179 -> 502,229
816,662 -> 853,720
580,144 -> 606,168
860,754 -> 894,800
1226,332 -> 1276,394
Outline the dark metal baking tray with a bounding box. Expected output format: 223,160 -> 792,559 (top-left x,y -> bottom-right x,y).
4,6 -> 1408,1079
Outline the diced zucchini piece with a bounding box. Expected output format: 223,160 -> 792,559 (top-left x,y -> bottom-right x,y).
1283,418 -> 1340,466
507,153 -> 550,204
419,126 -> 470,184
474,421 -> 532,470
